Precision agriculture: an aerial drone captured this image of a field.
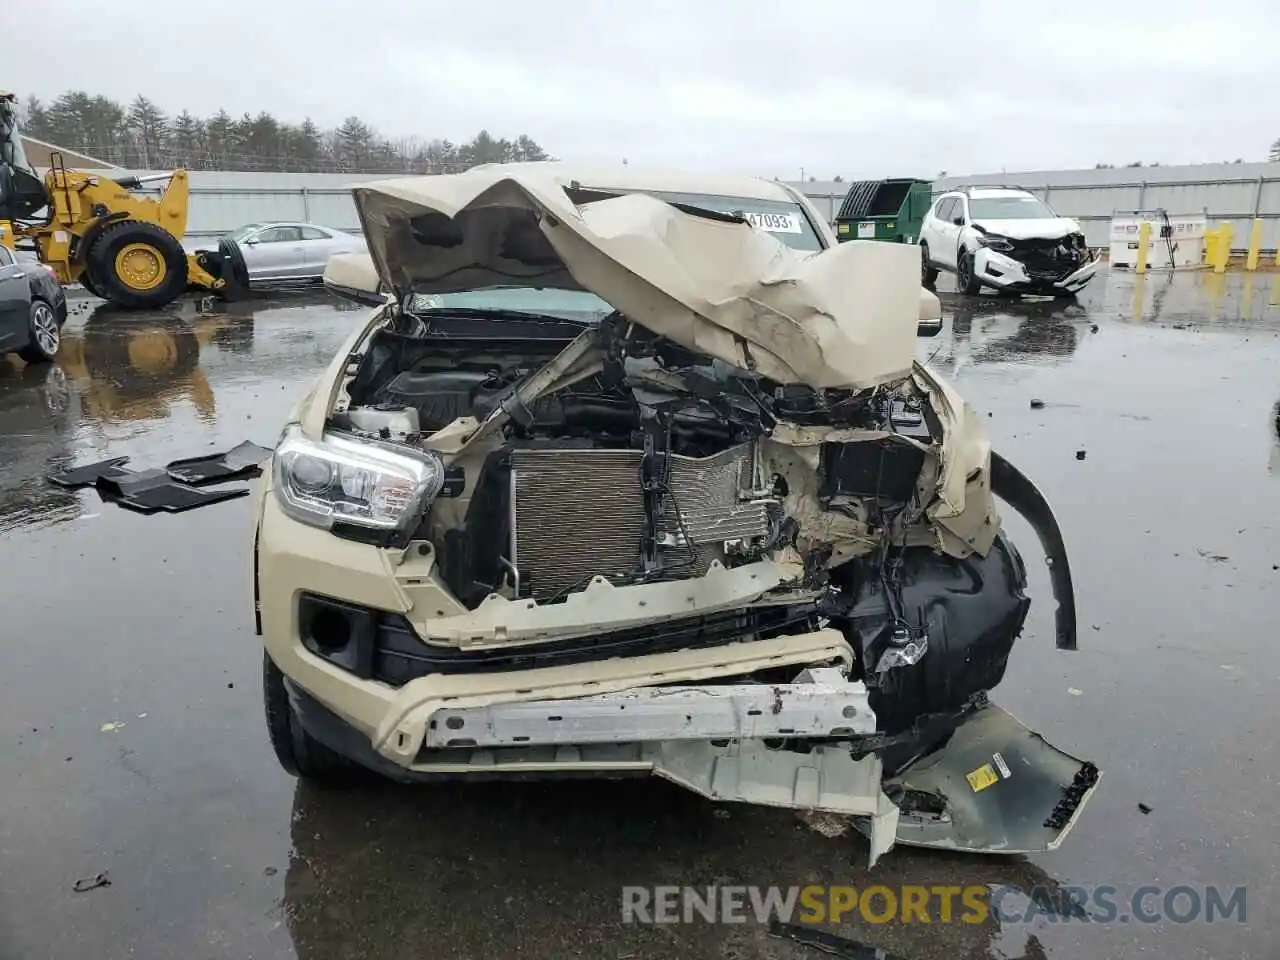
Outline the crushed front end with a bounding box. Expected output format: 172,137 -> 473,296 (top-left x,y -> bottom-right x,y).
973,231 -> 1099,295
252,171 -> 1097,863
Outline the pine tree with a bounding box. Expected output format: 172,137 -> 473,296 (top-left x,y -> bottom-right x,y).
169,111 -> 204,167
126,95 -> 168,168
22,97 -> 51,141
205,109 -> 234,166
334,116 -> 375,170
1269,139 -> 1280,163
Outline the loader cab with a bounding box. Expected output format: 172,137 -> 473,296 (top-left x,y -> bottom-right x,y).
0,95 -> 50,221
0,163 -> 50,222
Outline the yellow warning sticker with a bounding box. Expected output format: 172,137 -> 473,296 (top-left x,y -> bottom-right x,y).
966,764 -> 1000,792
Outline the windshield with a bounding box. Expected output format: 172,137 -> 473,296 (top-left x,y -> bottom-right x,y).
646,191 -> 824,253
410,188 -> 824,323
226,223 -> 264,241
968,196 -> 1057,220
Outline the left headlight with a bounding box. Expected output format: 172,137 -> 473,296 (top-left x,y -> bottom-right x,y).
272,425 -> 445,533
977,234 -> 1014,253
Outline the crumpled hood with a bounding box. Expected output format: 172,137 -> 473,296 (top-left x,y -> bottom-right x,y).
972,217 -> 1083,241
351,170 -> 921,390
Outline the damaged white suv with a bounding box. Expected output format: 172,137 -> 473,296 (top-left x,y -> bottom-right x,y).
920,186 -> 1100,297
250,164 -> 1097,864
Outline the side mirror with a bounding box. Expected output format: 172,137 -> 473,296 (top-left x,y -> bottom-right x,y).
242,236 -> 259,245
952,215 -> 965,226
917,287 -> 943,338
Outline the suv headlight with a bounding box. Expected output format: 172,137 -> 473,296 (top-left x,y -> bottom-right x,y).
977,235 -> 1014,253
272,425 -> 445,533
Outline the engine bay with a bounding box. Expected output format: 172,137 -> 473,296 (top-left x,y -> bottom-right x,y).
322,305 -> 1060,742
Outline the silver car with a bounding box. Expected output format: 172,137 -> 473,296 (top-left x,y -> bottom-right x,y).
226,222 -> 367,284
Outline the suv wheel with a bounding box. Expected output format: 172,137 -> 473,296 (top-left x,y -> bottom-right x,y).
920,243 -> 939,289
956,250 -> 983,295
262,653 -> 363,785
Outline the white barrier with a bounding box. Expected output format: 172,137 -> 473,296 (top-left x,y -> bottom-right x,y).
1108,211 -> 1206,270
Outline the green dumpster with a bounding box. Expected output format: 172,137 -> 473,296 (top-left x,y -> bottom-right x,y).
833,178 -> 932,244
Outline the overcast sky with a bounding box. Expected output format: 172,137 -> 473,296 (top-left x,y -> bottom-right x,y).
6,0 -> 1275,178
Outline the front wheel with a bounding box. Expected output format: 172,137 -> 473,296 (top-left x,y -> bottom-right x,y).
84,220 -> 189,310
920,243 -> 939,289
957,250 -> 983,295
17,299 -> 61,364
262,653 -> 362,785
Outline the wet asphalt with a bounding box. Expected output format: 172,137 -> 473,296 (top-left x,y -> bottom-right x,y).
1,270 -> 1277,960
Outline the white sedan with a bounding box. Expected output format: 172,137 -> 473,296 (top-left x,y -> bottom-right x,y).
225,222 -> 367,284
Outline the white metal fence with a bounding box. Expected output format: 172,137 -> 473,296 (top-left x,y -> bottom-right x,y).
99,162 -> 1280,253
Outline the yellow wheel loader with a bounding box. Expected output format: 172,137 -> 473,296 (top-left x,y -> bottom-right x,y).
0,92 -> 246,310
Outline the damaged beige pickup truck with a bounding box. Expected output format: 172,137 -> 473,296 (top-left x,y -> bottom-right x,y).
250,164 -> 1097,865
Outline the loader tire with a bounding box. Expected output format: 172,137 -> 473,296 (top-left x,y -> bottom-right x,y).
78,271 -> 104,299
85,221 -> 189,310
217,238 -> 250,296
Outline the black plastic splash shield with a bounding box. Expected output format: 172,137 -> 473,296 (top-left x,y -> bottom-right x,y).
165,441 -> 272,486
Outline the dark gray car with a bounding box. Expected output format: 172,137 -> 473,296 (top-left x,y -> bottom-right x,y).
0,246 -> 67,363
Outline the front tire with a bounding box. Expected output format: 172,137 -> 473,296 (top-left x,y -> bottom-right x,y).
78,271 -> 104,299
920,243 -> 939,289
84,220 -> 189,310
17,299 -> 61,364
957,249 -> 983,295
263,653 -> 362,785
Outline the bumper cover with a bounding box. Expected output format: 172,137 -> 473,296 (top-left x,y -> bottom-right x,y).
974,247 -> 1099,293
289,664 -> 904,866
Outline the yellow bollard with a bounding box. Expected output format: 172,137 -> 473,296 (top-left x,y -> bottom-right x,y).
1130,272 -> 1147,321
1206,272 -> 1226,321
1214,224 -> 1233,273
1134,221 -> 1152,274
1247,218 -> 1263,271
1203,227 -> 1219,268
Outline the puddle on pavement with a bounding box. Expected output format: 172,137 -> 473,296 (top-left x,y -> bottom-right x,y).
0,291 -> 364,534
1,273 -> 1277,960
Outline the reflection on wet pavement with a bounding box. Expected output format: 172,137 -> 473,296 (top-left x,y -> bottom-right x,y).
0,291 -> 364,534
1,272 -> 1277,960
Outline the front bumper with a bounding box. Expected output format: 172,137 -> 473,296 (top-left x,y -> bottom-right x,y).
256,491 -> 866,764
973,247 -> 1099,293
253,463 -> 1100,862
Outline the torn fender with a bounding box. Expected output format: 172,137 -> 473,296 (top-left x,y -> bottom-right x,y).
990,451 -> 1077,650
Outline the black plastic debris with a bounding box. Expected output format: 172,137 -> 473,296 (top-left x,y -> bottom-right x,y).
767,919 -> 906,960
72,872 -> 111,893
48,444 -> 267,514
1075,450 -> 1087,461
166,441 -> 272,486
1138,802 -> 1153,815
1029,399 -> 1046,410
96,469 -> 250,514
47,457 -> 132,489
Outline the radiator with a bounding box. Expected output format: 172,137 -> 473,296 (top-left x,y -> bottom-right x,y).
510,443 -> 771,601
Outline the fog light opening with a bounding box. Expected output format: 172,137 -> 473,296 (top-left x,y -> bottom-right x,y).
310,606 -> 352,653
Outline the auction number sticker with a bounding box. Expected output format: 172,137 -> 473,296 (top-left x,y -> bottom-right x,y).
745,211 -> 802,234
